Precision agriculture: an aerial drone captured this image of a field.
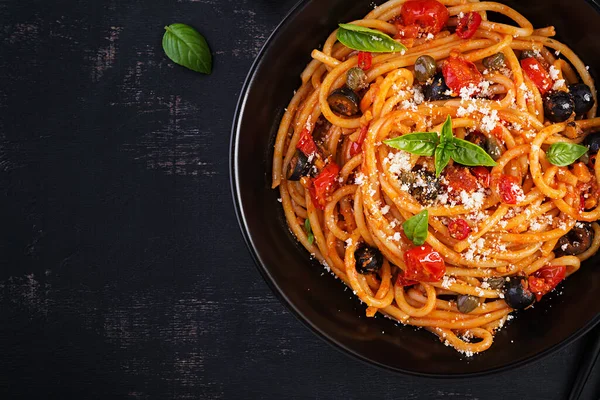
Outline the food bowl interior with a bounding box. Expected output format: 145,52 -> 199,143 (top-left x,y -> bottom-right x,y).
232,0 -> 600,376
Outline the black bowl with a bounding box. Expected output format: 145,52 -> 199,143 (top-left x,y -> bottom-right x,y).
231,0 -> 600,377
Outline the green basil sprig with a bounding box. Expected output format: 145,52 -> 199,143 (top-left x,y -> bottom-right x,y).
337,24 -> 407,53
384,116 -> 497,177
402,210 -> 429,246
163,23 -> 212,74
383,132 -> 438,156
546,142 -> 588,167
304,219 -> 315,245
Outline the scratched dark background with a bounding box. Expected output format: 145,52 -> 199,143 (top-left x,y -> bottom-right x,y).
0,0 -> 598,398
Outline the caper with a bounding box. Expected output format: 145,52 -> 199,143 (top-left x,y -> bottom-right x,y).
485,136 -> 503,161
457,295 -> 480,314
482,52 -> 505,70
414,55 -> 437,83
486,277 -> 506,290
346,67 -> 368,91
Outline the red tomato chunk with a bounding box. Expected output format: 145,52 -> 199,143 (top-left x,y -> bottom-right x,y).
309,162 -> 340,210
400,0 -> 449,34
528,265 -> 566,301
456,12 -> 482,39
402,244 -> 446,283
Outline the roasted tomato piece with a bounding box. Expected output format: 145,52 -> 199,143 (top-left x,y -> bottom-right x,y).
309,162 -> 340,210
444,166 -> 479,194
521,57 -> 552,95
357,51 -> 372,71
494,174 -> 523,205
448,218 -> 471,240
456,12 -> 482,39
296,127 -> 317,155
442,55 -> 483,95
528,265 -> 566,301
471,166 -> 491,188
403,244 -> 446,282
400,0 -> 449,34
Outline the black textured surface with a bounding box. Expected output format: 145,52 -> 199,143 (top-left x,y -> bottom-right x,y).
0,0 -> 598,398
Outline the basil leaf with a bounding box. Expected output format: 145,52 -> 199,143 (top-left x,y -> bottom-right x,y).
163,23 -> 212,74
383,132 -> 439,156
450,138 -> 498,167
402,210 -> 429,246
440,115 -> 453,144
435,144 -> 452,177
304,219 -> 314,245
337,23 -> 407,53
546,142 -> 589,167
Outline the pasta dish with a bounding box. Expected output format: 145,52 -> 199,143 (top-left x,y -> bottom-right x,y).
271,0 -> 600,355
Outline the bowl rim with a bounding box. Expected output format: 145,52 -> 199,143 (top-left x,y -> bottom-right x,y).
229,0 -> 600,378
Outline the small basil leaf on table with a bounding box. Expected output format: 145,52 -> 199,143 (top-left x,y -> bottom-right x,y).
337,23 -> 407,53
384,132 -> 439,156
546,142 -> 588,166
403,209 -> 429,246
450,138 -> 498,167
163,23 -> 212,74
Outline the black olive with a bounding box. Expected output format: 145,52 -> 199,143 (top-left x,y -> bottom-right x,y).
327,87 -> 360,116
569,83 -> 595,116
554,222 -> 594,256
287,150 -> 312,181
414,55 -> 437,83
354,244 -> 383,274
584,132 -> 600,154
457,295 -> 479,314
504,276 -> 535,310
486,277 -> 505,290
543,91 -> 575,122
423,73 -> 452,101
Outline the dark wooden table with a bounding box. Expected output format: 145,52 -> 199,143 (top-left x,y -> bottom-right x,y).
0,0 -> 598,398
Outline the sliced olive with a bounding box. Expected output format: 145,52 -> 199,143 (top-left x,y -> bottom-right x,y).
569,83 -> 595,116
483,53 -> 505,70
327,87 -> 360,117
414,55 -> 437,83
354,244 -> 383,274
287,150 -> 312,181
554,222 -> 594,256
504,276 -> 535,310
486,277 -> 506,290
485,136 -> 503,161
423,73 -> 452,101
346,67 -> 368,91
543,91 -> 575,123
457,295 -> 480,314
584,132 -> 600,154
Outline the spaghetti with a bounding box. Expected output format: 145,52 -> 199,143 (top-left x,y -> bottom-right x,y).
271,0 -> 600,355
